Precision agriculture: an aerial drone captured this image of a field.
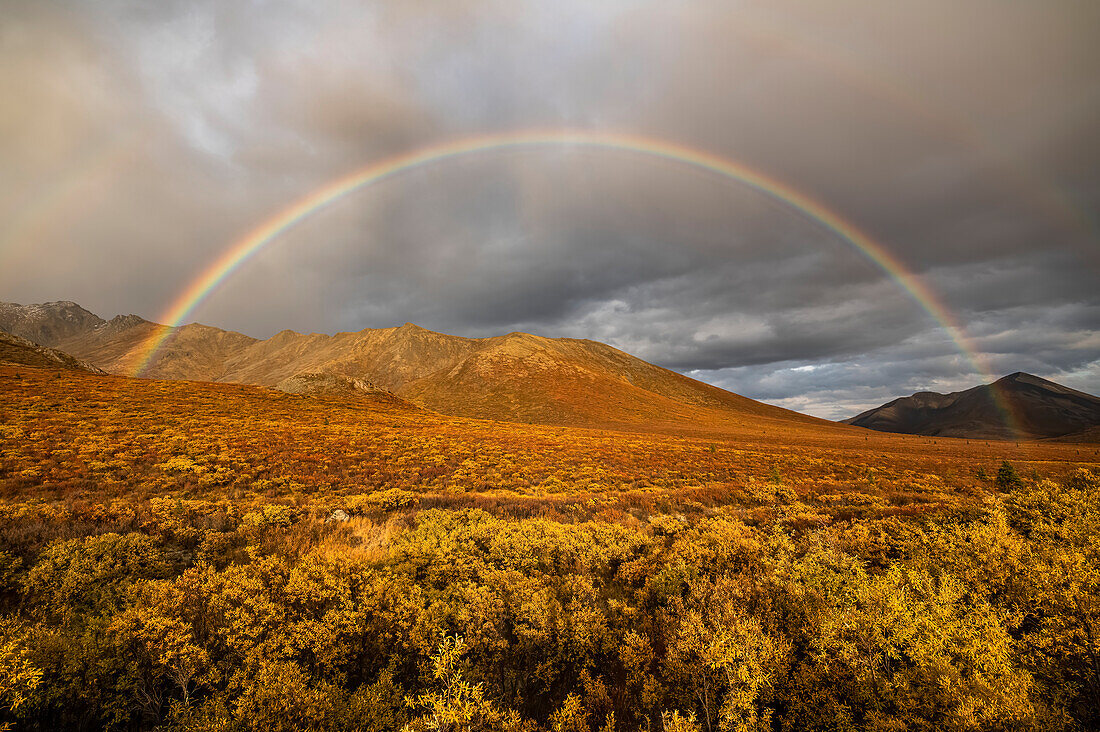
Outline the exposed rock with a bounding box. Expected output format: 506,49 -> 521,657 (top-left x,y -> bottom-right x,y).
0,300 -> 105,346
276,371 -> 389,396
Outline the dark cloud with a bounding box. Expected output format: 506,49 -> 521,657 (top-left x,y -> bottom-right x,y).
1,0 -> 1097,417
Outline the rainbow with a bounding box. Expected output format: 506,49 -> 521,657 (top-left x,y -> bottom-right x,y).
132,129 -> 1023,436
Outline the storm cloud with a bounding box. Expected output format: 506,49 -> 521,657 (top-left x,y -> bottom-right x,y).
1,0 -> 1097,418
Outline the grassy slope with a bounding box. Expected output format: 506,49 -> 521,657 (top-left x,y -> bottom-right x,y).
0,330 -> 104,373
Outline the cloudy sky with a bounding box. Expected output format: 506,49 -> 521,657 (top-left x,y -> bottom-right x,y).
2,0 -> 1098,418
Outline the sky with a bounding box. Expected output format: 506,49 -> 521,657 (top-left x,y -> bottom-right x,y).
1,0 -> 1098,419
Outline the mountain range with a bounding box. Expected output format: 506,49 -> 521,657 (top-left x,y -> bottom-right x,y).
844,372 -> 1100,441
3,300 -> 1097,441
0,300 -> 829,434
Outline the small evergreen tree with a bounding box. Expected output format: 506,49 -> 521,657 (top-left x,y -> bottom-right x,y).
995,460 -> 1022,490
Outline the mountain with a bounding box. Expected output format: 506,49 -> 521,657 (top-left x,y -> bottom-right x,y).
844,372 -> 1100,440
0,300 -> 105,345
393,330 -> 795,428
0,329 -> 105,373
0,300 -> 833,433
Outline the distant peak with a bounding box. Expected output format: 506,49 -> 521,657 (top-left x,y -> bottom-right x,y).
848,370 -> 1100,439
14,300 -> 99,315
996,372 -> 1048,387
107,314 -> 147,326
98,314 -> 149,334
394,322 -> 442,337
258,329 -> 303,346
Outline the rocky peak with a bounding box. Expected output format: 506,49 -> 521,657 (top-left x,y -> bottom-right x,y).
100,314 -> 150,333
0,300 -> 106,347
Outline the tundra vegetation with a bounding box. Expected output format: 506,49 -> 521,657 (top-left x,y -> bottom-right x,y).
0,364 -> 1098,730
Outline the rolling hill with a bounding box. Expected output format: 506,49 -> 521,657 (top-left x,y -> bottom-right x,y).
0,300 -> 833,433
844,372 -> 1100,440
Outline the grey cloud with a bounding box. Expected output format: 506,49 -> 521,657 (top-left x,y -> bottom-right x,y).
1,0 -> 1097,418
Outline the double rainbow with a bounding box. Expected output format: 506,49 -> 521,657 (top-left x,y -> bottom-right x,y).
132,130 -> 1021,436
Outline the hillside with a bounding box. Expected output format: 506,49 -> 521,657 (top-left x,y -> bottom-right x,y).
0,329 -> 105,373
1,300 -> 833,433
1047,425 -> 1100,443
845,372 -> 1100,440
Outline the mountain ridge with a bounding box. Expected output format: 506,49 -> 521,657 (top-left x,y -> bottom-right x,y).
0,300 -> 832,433
845,372 -> 1100,440
10,300 -> 1095,441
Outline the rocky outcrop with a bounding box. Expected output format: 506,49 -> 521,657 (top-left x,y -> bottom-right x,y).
0,301 -> 105,346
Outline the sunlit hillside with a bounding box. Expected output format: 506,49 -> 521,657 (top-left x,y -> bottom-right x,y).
0,301 -> 839,433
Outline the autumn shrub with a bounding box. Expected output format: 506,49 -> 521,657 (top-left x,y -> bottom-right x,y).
345,487 -> 417,514
22,532 -> 169,621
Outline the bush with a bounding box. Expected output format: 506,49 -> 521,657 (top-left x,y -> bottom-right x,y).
996,460 -> 1022,490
